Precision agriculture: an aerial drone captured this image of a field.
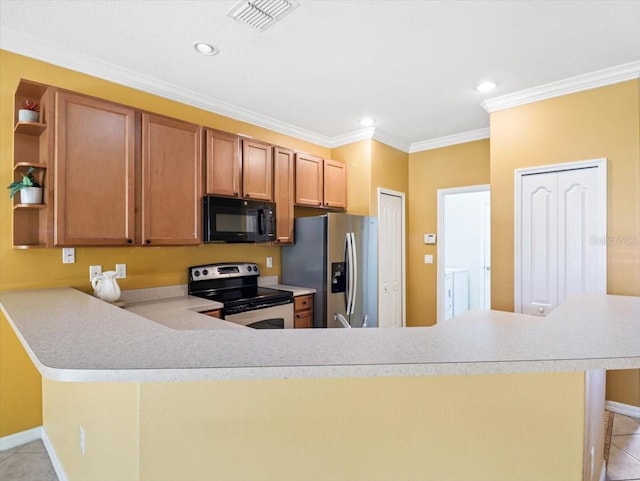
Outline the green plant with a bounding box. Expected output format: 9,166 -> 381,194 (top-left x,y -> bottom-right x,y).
7,167 -> 41,199
21,99 -> 39,112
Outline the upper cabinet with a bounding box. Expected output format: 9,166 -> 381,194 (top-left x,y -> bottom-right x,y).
54,91 -> 136,246
141,114 -> 202,246
295,153 -> 347,210
205,129 -> 241,198
323,159 -> 347,210
273,146 -> 295,244
204,130 -> 273,201
53,92 -> 202,247
242,139 -> 273,201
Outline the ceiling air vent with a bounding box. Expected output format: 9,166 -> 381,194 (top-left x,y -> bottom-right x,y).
227,0 -> 299,31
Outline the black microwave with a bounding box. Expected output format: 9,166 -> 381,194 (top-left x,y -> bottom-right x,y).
203,196 -> 276,243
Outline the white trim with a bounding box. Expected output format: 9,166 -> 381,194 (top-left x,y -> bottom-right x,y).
606,400 -> 640,419
41,427 -> 69,481
327,127 -> 376,148
482,60 -> 640,113
377,188 -> 407,327
371,130 -> 411,153
409,128 -> 490,153
598,463 -> 606,481
514,158 -> 608,314
0,425 -> 41,451
436,184 -> 490,323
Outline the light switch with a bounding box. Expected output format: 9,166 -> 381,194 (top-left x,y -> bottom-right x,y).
424,254 -> 433,264
424,233 -> 437,244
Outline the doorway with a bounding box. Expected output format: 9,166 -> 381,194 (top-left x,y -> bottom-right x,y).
377,188 -> 406,327
437,185 -> 491,323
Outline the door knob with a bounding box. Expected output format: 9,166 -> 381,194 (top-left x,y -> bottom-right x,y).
537,307 -> 545,314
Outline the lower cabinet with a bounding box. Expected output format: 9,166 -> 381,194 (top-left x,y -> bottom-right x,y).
294,294 -> 314,328
200,309 -> 222,319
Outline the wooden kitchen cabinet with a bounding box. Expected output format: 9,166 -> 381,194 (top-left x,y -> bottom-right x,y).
205,129 -> 241,198
200,309 -> 222,319
273,146 -> 295,244
295,154 -> 347,210
12,80 -> 54,248
204,130 -> 273,201
141,113 -> 202,246
242,139 -> 273,201
54,91 -> 136,246
323,159 -> 347,209
294,294 -> 314,328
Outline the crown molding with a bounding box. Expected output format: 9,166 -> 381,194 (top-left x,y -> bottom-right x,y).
327,127 -> 376,148
481,60 -> 640,113
371,129 -> 411,153
0,29 -> 333,148
409,128 -> 490,153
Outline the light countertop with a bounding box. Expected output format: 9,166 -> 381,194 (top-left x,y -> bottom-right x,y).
0,288 -> 638,383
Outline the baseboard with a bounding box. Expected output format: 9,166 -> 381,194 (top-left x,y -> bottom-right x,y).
606,400 -> 640,419
41,428 -> 68,481
0,426 -> 41,451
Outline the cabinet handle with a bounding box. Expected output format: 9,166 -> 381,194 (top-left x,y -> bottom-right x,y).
127,238 -> 133,244
245,194 -> 250,198
145,239 -> 151,244
234,192 -> 239,197
317,201 -> 322,206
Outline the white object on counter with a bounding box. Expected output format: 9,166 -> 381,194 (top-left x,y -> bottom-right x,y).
91,271 -> 121,303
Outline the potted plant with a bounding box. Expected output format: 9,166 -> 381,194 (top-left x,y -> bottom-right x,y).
7,167 -> 43,204
18,99 -> 40,123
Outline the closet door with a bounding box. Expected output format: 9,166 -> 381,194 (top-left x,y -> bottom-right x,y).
519,165 -> 605,316
521,172 -> 558,316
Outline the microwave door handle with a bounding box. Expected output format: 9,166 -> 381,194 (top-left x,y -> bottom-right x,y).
258,209 -> 265,235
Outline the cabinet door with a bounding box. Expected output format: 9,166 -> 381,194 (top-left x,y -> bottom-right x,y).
242,139 -> 273,201
295,153 -> 323,206
205,129 -> 241,198
54,91 -> 135,246
273,146 -> 294,244
323,159 -> 347,209
142,114 -> 202,246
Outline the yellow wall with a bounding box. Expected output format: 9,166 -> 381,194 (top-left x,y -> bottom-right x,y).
370,140 -> 409,214
0,49 -> 331,437
406,140 -> 490,326
44,372 -> 585,481
331,139 -> 372,216
490,80 -> 640,406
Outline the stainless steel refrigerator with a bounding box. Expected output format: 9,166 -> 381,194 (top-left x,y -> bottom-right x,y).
282,213 -> 377,328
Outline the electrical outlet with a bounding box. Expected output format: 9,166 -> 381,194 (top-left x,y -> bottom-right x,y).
266,257 -> 273,269
62,248 -> 75,264
89,265 -> 102,281
424,254 -> 433,264
79,426 -> 86,456
115,264 -> 127,279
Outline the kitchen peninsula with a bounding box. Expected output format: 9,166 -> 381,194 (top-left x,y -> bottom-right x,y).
1,288 -> 638,481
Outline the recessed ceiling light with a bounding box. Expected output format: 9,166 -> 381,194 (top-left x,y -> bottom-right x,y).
195,43 -> 218,56
476,81 -> 497,92
360,117 -> 375,127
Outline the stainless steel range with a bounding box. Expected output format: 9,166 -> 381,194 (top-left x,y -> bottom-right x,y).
188,263 -> 294,329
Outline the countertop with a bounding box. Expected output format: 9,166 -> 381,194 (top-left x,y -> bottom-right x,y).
1,288 -> 638,383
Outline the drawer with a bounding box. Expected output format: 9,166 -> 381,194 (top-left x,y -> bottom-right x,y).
294,294 -> 313,311
294,310 -> 312,329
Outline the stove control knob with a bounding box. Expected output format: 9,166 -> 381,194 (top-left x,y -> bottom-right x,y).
202,269 -> 209,276
193,270 -> 200,277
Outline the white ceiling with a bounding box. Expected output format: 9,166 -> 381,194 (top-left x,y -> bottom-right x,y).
1,0 -> 639,152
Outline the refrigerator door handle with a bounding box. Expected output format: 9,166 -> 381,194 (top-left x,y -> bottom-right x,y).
346,232 -> 355,315
350,232 -> 357,315
344,232 -> 352,313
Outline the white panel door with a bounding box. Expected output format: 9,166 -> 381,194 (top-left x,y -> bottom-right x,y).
521,172 -> 558,316
557,168 -> 602,300
520,166 -> 604,316
378,191 -> 404,327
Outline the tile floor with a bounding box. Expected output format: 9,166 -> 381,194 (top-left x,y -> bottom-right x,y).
0,439 -> 57,481
0,413 -> 638,481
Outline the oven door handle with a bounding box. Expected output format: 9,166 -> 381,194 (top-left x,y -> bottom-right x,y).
224,298 -> 293,315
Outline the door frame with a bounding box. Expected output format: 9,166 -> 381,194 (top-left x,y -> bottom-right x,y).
514,158 -> 607,313
436,184 -> 490,323
377,188 -> 406,327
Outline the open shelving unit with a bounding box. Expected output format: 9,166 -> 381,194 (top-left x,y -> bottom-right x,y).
12,80 -> 54,248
